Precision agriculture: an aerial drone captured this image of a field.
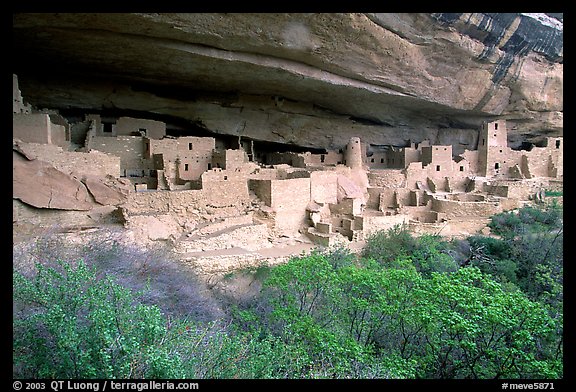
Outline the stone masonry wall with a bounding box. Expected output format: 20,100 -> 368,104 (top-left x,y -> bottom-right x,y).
114,117 -> 166,139
13,113 -> 67,148
431,198 -> 501,219
91,136 -> 152,173
270,178 -> 311,233
368,169 -> 406,188
310,171 -> 338,204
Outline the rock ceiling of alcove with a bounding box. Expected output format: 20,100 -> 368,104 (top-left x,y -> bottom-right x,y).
13,13 -> 563,149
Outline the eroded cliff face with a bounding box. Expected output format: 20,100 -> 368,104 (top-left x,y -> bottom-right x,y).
13,13 -> 562,151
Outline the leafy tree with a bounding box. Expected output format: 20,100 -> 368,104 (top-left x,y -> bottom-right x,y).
410,234 -> 458,275
259,252 -> 562,379
362,224 -> 417,265
13,259 -> 186,378
413,267 -> 561,378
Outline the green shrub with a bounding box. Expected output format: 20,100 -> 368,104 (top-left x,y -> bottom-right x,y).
13,259 -> 185,378
362,224 -> 416,265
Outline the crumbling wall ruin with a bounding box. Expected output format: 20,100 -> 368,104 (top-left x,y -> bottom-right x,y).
431,198 -> 501,219
13,113 -> 68,148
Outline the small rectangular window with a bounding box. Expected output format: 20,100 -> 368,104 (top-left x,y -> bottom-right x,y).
380,158 -> 384,163
436,165 -> 441,171
321,154 -> 325,163
460,166 -> 464,172
370,158 -> 374,163
494,123 -> 498,130
184,163 -> 189,171
495,163 -> 499,170
556,140 -> 561,149
188,143 -> 193,150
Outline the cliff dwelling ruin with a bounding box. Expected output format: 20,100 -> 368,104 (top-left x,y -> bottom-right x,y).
13,73 -> 563,273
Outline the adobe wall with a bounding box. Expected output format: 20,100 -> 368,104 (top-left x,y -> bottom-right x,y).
483,147 -> 522,177
546,138 -> 563,177
249,179 -> 272,206
366,187 -> 385,210
13,74 -> 31,114
248,168 -> 279,181
378,188 -> 421,210
407,210 -> 440,223
301,151 -> 342,166
361,213 -> 408,237
114,117 -> 166,139
13,113 -> 67,148
265,152 -> 303,167
431,197 -> 501,219
270,178 -> 310,209
404,148 -> 421,167
447,177 -> 471,193
460,150 -> 479,174
447,193 -> 486,202
13,113 -> 49,144
368,169 -> 406,188
422,146 -> 454,179
178,136 -> 216,153
91,136 -> 152,172
480,120 -> 508,147
488,179 -> 552,200
310,171 -> 338,204
121,186 -> 248,216
379,189 -> 397,210
122,190 -> 202,215
329,198 -> 362,216
280,168 -> 311,179
270,178 -> 311,233
386,148 -> 405,168
201,170 -> 250,207
212,149 -> 248,170
366,151 -> 386,168
522,147 -> 553,178
405,162 -> 427,189
148,137 -> 178,157
344,137 -> 363,169
177,152 -> 212,181
45,113 -> 70,147
13,142 -> 121,177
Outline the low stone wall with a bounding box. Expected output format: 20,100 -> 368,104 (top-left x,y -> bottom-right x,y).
91,136 -> 151,171
361,213 -> 408,237
368,169 -> 406,188
175,223 -> 271,253
431,197 -> 501,219
122,188 -> 248,216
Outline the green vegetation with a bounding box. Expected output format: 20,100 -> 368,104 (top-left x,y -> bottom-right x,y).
544,190 -> 562,197
13,203 -> 562,379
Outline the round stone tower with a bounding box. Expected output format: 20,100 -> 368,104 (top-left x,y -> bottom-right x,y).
345,137 -> 363,169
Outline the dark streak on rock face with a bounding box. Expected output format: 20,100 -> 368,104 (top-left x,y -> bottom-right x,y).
432,13 -> 563,84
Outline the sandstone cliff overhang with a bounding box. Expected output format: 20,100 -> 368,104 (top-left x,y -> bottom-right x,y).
13,13 -> 562,150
